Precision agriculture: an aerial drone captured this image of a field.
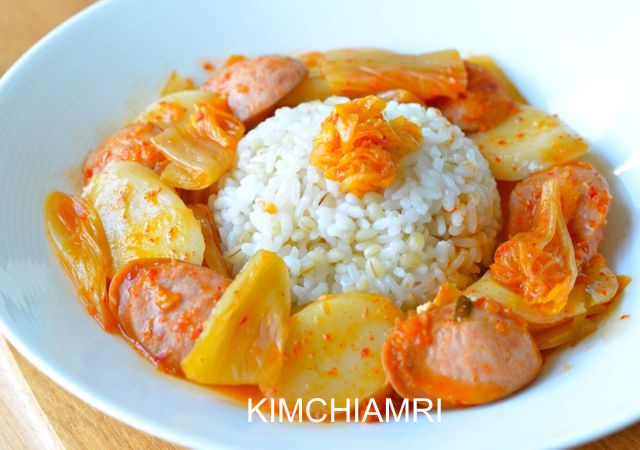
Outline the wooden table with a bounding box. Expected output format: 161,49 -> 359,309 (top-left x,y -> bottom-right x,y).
0,1 -> 637,448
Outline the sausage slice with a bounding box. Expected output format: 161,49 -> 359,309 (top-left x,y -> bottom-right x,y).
201,55 -> 307,122
109,259 -> 230,373
83,122 -> 166,182
433,61 -> 518,133
382,298 -> 542,406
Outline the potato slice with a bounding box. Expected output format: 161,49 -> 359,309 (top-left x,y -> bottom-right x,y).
472,105 -> 589,181
181,250 -> 290,386
465,253 -> 618,326
265,292 -> 404,415
82,161 -> 204,275
532,315 -> 597,350
160,71 -> 195,96
276,52 -> 333,108
276,75 -> 332,108
139,90 -> 213,128
465,272 -> 563,325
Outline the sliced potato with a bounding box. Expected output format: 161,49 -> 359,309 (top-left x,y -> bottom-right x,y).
181,250 -> 290,386
161,71 -> 195,96
532,315 -> 597,350
139,90 -> 214,128
265,292 -> 404,415
82,161 -> 204,274
465,272 -> 565,325
472,105 -> 589,181
465,253 -> 618,327
276,75 -> 333,107
277,52 -> 333,107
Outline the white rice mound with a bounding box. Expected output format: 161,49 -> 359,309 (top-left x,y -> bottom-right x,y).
212,97 -> 501,308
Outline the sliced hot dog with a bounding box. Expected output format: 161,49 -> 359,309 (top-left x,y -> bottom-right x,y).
109,259 -> 230,373
201,55 -> 307,122
382,298 -> 542,406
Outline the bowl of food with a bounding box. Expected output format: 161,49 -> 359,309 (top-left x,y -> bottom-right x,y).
1,0 -> 639,448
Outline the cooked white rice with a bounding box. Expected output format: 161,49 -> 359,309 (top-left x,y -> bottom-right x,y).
212,97 -> 501,308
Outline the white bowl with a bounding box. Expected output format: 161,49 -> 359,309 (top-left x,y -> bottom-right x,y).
1,0 -> 639,448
